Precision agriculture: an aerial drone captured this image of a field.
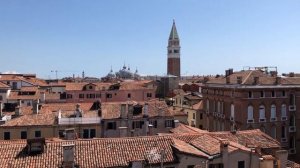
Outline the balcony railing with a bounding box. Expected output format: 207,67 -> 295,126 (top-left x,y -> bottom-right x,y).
289,105 -> 296,111
289,126 -> 296,133
58,117 -> 101,125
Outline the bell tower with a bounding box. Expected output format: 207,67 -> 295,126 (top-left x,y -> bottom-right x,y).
167,20 -> 181,77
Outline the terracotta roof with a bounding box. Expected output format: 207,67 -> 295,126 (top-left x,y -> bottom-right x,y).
172,138 -> 209,158
20,86 -> 39,92
65,82 -> 111,91
42,103 -> 94,112
170,123 -> 207,134
0,82 -> 10,88
0,136 -> 177,167
192,100 -> 203,110
7,91 -> 40,100
119,80 -> 153,90
1,107 -> 55,127
101,100 -> 172,119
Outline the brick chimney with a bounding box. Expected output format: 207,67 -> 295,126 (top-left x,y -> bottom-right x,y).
220,139 -> 229,168
62,144 -> 75,168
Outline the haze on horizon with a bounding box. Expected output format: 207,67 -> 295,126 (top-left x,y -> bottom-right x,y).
0,0 -> 299,79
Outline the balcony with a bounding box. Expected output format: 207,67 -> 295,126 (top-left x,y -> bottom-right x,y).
289,126 -> 296,133
58,117 -> 101,125
247,119 -> 254,123
289,148 -> 296,154
289,105 -> 296,111
259,118 -> 266,123
281,116 -> 287,121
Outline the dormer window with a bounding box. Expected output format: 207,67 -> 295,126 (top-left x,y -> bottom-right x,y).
27,138 -> 46,155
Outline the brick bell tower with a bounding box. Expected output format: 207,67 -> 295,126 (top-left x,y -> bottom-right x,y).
167,20 -> 181,77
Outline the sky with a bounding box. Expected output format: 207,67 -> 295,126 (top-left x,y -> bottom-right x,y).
0,0 -> 299,79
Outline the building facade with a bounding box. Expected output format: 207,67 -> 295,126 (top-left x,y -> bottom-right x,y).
202,68 -> 300,160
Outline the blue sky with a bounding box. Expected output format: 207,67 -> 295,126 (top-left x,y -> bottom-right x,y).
0,0 -> 299,79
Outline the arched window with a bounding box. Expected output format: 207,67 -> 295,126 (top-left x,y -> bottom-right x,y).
270,104 -> 276,121
206,99 -> 209,112
281,104 -> 287,120
231,104 -> 235,119
259,105 -> 266,122
217,101 -> 220,113
247,105 -> 254,122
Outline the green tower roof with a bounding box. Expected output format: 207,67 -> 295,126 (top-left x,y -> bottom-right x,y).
169,20 -> 179,40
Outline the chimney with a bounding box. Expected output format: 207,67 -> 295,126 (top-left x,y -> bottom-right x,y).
120,104 -> 127,119
0,102 -> 3,117
275,150 -> 288,168
158,107 -> 165,116
118,126 -> 128,137
270,71 -> 277,77
225,68 -> 233,77
64,128 -> 77,140
276,77 -> 281,85
143,103 -> 149,117
254,77 -> 259,85
226,77 -> 230,84
289,72 -> 295,77
15,106 -> 22,116
62,144 -> 75,168
220,139 -> 229,168
174,120 -> 180,128
41,92 -> 46,103
75,104 -> 82,117
33,100 -> 39,114
203,77 -> 209,83
237,76 -> 242,84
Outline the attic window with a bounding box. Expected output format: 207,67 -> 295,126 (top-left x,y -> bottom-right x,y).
89,86 -> 93,89
26,138 -> 46,155
133,105 -> 143,115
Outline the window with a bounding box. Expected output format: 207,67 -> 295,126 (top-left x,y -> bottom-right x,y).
4,132 -> 10,140
259,105 -> 266,121
106,93 -> 112,98
187,165 -> 194,168
290,115 -> 295,126
146,93 -> 152,98
35,131 -> 41,138
83,129 -> 96,139
12,82 -> 17,90
83,129 -> 89,139
107,122 -> 116,130
21,131 -> 27,139
165,120 -> 173,128
281,104 -> 287,118
282,91 -> 286,97
238,161 -> 245,168
217,101 -> 220,112
206,99 -> 209,112
132,121 -> 144,129
79,94 -> 84,99
89,85 -> 93,89
247,105 -> 254,122
260,91 -> 265,98
290,94 -> 295,105
290,136 -> 295,148
127,93 -> 131,98
281,126 -> 286,138
248,91 -> 253,98
193,113 -> 195,119
272,90 -> 276,97
200,113 -> 203,119
59,130 -> 64,138
270,104 -> 276,121
230,104 -> 235,119
271,127 -> 276,139
67,94 -> 73,99
149,120 -> 157,128
174,50 -> 179,53
0,95 -> 2,101
96,94 -> 101,98
90,129 -> 96,138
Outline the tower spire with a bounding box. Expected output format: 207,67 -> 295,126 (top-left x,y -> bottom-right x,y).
169,20 -> 179,40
